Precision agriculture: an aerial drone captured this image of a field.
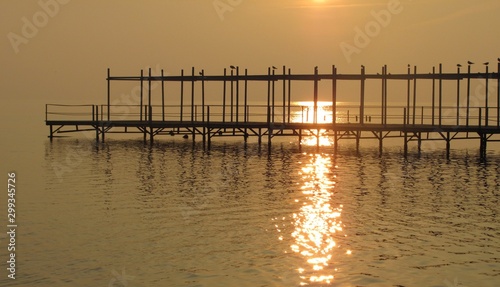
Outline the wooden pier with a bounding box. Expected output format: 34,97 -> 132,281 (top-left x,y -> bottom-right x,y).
46,61 -> 500,157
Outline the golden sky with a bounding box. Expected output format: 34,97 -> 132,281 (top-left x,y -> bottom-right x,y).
1,0 -> 499,104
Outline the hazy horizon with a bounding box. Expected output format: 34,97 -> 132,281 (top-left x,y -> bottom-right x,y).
2,0 -> 500,105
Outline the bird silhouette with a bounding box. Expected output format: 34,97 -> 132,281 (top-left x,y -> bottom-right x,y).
230,65 -> 236,69
467,61 -> 474,65
484,62 -> 489,65
272,66 -> 277,69
199,72 -> 203,76
457,64 -> 462,67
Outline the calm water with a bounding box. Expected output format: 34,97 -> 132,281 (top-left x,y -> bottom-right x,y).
1,132 -> 499,286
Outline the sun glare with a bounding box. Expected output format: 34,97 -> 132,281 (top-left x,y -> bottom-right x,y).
292,102 -> 336,147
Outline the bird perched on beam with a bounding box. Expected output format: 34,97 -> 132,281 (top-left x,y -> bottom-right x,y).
483,62 -> 489,65
467,61 -> 474,65
230,65 -> 236,69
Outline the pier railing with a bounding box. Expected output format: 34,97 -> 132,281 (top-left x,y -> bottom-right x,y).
46,104 -> 500,128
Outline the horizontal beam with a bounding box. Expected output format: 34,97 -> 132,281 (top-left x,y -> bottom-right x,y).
108,72 -> 500,82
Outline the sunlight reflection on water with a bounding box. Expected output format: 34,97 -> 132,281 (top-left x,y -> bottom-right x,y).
290,153 -> 350,285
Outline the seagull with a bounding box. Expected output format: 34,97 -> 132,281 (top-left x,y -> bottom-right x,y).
484,62 -> 489,65
467,61 -> 474,65
230,65 -> 236,69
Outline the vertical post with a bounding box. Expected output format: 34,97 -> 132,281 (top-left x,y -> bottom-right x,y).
421,106 -> 424,125
439,64 -> 443,126
267,106 -> 272,151
201,69 -> 205,122
180,69 -> 184,123
230,68 -> 234,122
497,60 -> 500,127
101,106 -> 105,142
288,68 -> 292,123
412,66 -> 417,125
479,133 -> 486,158
360,65 -> 365,124
236,66 -> 240,123
191,67 -> 195,123
140,69 -> 144,121
314,66 -> 319,124
161,69 -> 165,121
149,105 -> 153,143
272,67 -> 276,123
201,70 -> 206,147
406,64 -> 411,126
379,131 -> 383,155
267,67 -> 271,121
148,68 -> 152,122
479,107 -> 482,128
485,63 -> 489,127
96,105 -> 99,142
207,106 -> 211,150
446,132 -> 450,159
332,65 -> 337,124
466,63 -> 471,127
381,65 -> 385,125
403,107 -> 408,157
456,64 -> 461,126
384,65 -> 388,125
223,68 -> 226,123
282,65 -> 286,124
107,68 -> 110,121
244,69 -> 248,123
432,66 -> 436,126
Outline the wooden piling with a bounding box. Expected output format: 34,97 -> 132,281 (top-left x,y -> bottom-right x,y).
360,65 -> 365,124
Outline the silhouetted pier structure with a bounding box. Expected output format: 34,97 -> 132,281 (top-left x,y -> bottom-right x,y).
46,61 -> 500,157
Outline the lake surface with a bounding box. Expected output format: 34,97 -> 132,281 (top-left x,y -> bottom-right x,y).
1,130 -> 499,286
